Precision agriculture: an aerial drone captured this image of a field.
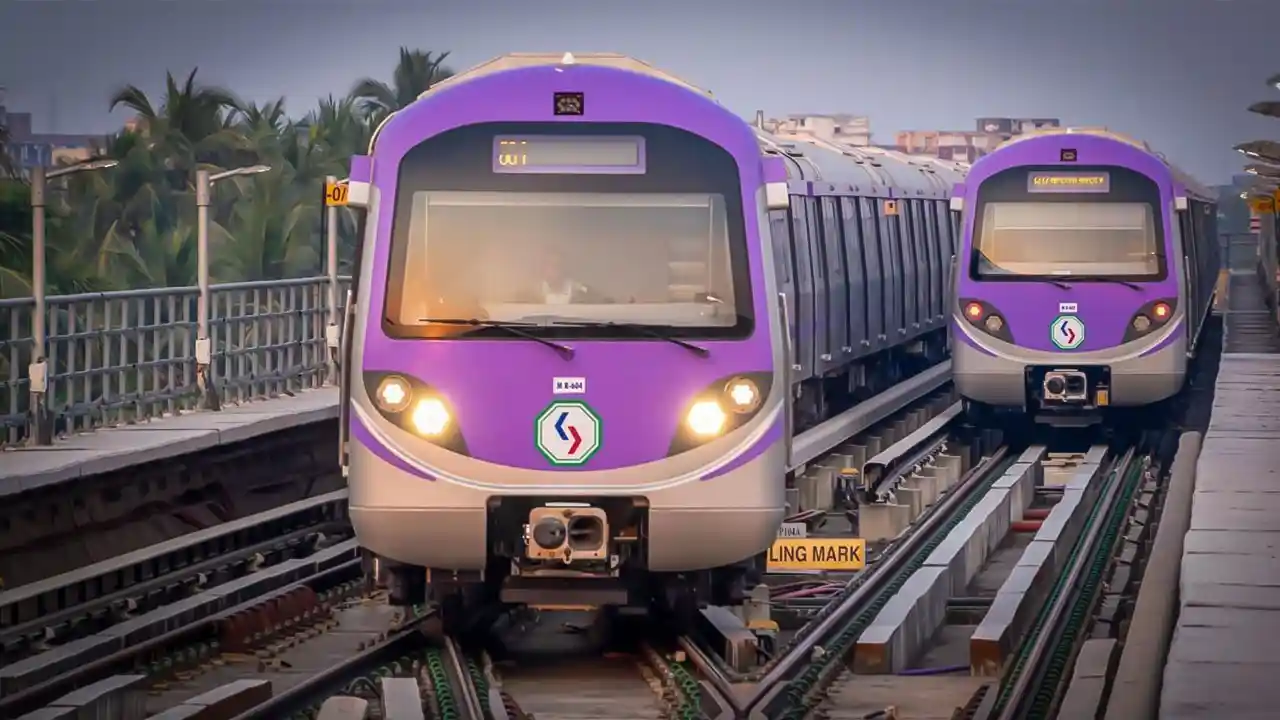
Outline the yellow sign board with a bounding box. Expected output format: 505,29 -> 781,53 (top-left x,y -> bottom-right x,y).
1250,196 -> 1275,214
883,200 -> 899,216
325,181 -> 350,207
766,538 -> 866,572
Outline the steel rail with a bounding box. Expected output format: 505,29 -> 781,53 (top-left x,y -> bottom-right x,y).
987,447 -> 1139,720
745,443 -> 1012,716
228,623 -> 429,720
0,557 -> 362,718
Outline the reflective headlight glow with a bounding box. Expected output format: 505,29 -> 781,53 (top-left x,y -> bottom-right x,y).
686,400 -> 727,437
376,375 -> 412,412
410,398 -> 451,436
726,377 -> 761,413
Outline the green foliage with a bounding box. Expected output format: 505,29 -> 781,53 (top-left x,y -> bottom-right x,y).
0,47 -> 455,299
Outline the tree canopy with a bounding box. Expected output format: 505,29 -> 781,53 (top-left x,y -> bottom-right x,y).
0,47 -> 455,299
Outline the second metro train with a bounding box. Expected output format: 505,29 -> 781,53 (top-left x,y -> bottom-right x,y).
338,53 -> 965,624
951,128 -> 1220,427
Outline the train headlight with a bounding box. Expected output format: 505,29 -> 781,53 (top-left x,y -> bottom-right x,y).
725,377 -> 761,414
958,298 -> 1014,343
1122,298 -> 1178,343
686,400 -> 727,437
410,398 -> 451,437
375,376 -> 413,413
667,371 -> 773,457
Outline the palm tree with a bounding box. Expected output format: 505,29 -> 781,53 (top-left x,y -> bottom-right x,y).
0,46 -> 457,295
0,121 -> 14,178
351,48 -> 455,123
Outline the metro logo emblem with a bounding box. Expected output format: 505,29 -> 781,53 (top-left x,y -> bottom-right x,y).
1051,315 -> 1086,350
535,401 -> 602,465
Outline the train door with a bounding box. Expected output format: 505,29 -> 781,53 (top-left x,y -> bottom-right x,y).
789,198 -> 818,381
896,201 -> 919,336
860,198 -> 888,350
1179,202 -> 1200,340
803,198 -> 830,374
907,200 -> 930,333
839,197 -> 870,357
768,209 -> 798,374
922,200 -> 943,326
880,201 -> 906,340
935,201 -> 956,306
819,197 -> 850,369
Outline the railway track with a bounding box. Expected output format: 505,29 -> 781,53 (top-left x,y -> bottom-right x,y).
737,437 -> 1161,720
10,363 -> 962,720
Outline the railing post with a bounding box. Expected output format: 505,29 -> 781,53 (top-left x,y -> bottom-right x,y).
194,169 -> 220,410
324,175 -> 340,385
26,165 -> 53,446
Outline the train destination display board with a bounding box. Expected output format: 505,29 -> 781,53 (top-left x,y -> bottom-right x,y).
1027,171 -> 1111,194
766,537 -> 866,572
493,136 -> 645,174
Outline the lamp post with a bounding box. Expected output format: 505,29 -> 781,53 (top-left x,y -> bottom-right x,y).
194,164 -> 270,409
27,158 -> 119,446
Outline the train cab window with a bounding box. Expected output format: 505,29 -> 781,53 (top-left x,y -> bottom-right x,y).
972,165 -> 1165,282
382,121 -> 754,340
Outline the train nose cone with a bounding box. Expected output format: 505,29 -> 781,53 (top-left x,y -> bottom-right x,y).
1045,376 -> 1066,395
532,518 -> 567,549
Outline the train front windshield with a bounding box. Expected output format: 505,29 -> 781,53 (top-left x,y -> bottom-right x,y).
382,122 -> 754,340
971,166 -> 1166,281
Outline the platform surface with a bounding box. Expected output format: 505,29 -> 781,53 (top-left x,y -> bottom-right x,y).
1161,353 -> 1280,718
0,388 -> 339,496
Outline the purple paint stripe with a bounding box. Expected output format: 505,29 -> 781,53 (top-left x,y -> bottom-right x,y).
351,413 -> 434,481
700,415 -> 785,480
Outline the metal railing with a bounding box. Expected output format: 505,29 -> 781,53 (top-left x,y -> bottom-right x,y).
0,276 -> 351,448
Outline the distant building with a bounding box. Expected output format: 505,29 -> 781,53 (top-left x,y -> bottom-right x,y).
896,116 -> 1063,163
1,87 -> 104,177
760,113 -> 873,146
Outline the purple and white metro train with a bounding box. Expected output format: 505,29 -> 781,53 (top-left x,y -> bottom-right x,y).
951,128 -> 1220,427
335,53 -> 965,623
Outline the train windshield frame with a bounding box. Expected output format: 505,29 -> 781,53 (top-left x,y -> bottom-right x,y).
969,164 -> 1168,283
381,121 -> 755,341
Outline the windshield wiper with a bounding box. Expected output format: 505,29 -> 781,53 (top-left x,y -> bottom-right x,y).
548,320 -> 710,357
976,251 -> 1072,289
1033,278 -> 1074,289
419,318 -> 575,359
1067,277 -> 1143,291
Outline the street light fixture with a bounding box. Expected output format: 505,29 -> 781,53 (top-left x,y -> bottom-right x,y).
28,157 -> 120,445
194,164 -> 272,409
1267,73 -> 1280,91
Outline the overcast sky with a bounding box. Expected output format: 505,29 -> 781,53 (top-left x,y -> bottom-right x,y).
1,0 -> 1274,183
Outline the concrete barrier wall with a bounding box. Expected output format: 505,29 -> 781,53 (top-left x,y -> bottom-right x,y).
1103,431 -> 1203,720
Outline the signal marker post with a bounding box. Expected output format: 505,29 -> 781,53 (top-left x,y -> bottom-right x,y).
766,537 -> 866,573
